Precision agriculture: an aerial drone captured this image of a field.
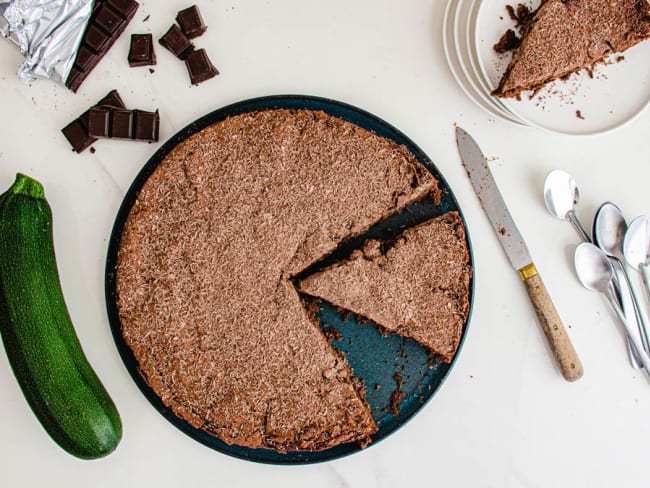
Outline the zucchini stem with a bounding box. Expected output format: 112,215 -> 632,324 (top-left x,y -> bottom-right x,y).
9,173 -> 45,200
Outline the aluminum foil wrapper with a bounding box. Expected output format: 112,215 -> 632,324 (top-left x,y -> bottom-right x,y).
0,0 -> 92,85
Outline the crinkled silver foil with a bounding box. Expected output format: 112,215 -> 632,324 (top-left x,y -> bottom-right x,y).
0,0 -> 92,85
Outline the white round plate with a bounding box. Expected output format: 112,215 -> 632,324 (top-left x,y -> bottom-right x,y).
453,0 -> 522,122
443,0 -> 522,123
460,0 -> 519,119
475,0 -> 650,135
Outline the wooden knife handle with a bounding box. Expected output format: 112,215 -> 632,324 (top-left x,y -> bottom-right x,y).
519,264 -> 584,382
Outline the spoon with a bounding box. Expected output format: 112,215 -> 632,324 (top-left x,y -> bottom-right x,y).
543,172 -> 642,367
575,243 -> 650,374
624,216 -> 650,301
593,202 -> 650,354
543,170 -> 590,242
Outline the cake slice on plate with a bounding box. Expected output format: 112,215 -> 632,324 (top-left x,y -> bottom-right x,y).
492,0 -> 650,99
299,212 -> 472,363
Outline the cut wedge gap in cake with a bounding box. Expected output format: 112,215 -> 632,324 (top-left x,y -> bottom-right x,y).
298,211 -> 472,363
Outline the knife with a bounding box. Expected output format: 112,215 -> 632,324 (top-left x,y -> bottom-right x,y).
455,127 -> 583,382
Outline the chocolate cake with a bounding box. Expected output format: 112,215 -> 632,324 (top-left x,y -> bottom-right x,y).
115,109 -> 441,452
493,0 -> 650,99
299,212 -> 472,363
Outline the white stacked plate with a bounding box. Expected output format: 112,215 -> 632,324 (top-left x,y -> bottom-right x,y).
443,0 -> 650,135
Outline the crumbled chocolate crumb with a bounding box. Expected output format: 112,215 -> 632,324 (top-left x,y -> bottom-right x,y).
143,14 -> 150,22
494,29 -> 521,53
149,68 -> 155,74
375,384 -> 381,391
576,110 -> 585,119
89,147 -> 96,154
390,373 -> 405,415
324,328 -> 343,342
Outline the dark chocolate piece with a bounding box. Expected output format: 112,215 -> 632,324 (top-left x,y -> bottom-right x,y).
128,33 -> 156,66
159,24 -> 194,59
88,106 -> 112,138
87,106 -> 159,142
184,48 -> 218,85
61,90 -> 126,153
176,5 -> 206,39
133,110 -> 159,141
65,0 -> 139,92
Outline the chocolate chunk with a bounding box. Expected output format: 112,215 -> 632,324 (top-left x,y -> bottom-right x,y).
88,107 -> 112,138
133,110 -> 160,141
128,33 -> 156,66
61,90 -> 126,153
185,48 -> 218,85
87,106 -> 159,142
159,24 -> 194,59
176,5 -> 207,39
112,109 -> 135,139
65,0 -> 139,92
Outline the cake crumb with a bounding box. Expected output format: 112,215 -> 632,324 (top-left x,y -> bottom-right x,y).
390,373 -> 406,416
493,29 -> 521,53
576,110 -> 585,120
375,384 -> 381,391
89,147 -> 96,154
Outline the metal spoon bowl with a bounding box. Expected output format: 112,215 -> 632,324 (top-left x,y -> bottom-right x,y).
624,216 -> 650,271
593,202 -> 628,262
543,170 -> 590,242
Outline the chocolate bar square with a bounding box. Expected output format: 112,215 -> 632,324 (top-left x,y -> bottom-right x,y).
95,4 -> 123,34
128,33 -> 156,66
75,45 -> 99,72
85,23 -> 111,53
176,5 -> 207,39
159,24 -> 194,59
185,48 -> 218,85
88,107 -> 112,138
134,110 -> 160,141
111,109 -> 134,139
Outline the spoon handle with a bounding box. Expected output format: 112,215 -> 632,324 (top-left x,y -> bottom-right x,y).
640,265 -> 650,309
522,270 -> 583,381
606,286 -> 650,374
617,261 -> 650,353
567,210 -> 591,243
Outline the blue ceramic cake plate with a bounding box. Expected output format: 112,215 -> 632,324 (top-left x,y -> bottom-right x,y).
105,95 -> 474,464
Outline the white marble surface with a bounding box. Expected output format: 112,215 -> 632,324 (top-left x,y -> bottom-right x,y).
0,1 -> 649,486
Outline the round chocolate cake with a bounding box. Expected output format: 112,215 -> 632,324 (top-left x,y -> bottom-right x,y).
115,108 -> 468,453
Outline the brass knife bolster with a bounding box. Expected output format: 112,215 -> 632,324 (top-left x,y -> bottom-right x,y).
518,263 -> 538,281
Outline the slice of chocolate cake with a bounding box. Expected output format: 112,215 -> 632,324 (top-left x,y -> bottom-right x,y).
493,0 -> 650,99
116,109 -> 439,452
299,212 -> 472,363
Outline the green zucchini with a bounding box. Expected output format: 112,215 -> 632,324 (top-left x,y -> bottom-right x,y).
0,173 -> 122,459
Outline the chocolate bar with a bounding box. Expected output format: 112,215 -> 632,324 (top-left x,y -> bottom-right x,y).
176,5 -> 207,39
61,90 -> 126,153
185,49 -> 219,85
65,0 -> 139,92
87,106 -> 159,142
159,24 -> 194,59
128,34 -> 156,67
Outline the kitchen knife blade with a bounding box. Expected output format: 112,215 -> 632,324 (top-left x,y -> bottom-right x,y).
456,126 -> 583,382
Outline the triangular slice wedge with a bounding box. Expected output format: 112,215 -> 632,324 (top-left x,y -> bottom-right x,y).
299,212 -> 472,363
493,0 -> 650,99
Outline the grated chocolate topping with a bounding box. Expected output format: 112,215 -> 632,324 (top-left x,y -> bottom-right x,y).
115,109 -> 439,452
493,0 -> 650,98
